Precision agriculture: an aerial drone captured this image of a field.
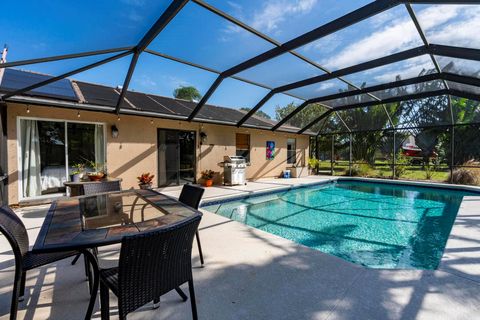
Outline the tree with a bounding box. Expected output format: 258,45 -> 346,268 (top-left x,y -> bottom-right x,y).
275,102 -> 327,130
173,86 -> 202,102
239,107 -> 271,119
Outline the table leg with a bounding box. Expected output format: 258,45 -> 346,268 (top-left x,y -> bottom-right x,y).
81,249 -> 99,320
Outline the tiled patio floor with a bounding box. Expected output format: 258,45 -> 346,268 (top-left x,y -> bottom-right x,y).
1,176 -> 480,319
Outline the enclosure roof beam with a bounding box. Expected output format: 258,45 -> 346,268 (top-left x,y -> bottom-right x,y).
310,109 -> 334,137
441,73 -> 480,87
187,0 -> 400,121
335,111 -> 352,133
405,3 -> 449,92
310,73 -> 439,104
250,43 -> 479,128
301,89 -> 449,135
430,44 -> 480,61
1,51 -> 132,101
403,0 -> 480,4
276,46 -> 428,93
236,91 -> 276,127
221,0 -> 400,78
448,89 -> 480,102
192,0 -> 380,126
115,0 -> 189,114
0,47 -> 134,69
271,101 -> 311,131
144,49 -> 305,101
271,73 -> 438,132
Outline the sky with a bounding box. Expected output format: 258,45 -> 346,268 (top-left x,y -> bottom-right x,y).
1,1 -> 479,119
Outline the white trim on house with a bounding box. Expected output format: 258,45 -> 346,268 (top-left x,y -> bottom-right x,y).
16,116 -> 107,201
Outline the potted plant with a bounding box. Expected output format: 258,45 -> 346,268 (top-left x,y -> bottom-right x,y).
201,170 -> 215,187
137,172 -> 155,189
70,163 -> 85,182
308,157 -> 319,175
86,161 -> 105,181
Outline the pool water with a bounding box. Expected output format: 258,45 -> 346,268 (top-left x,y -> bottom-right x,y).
203,181 -> 475,269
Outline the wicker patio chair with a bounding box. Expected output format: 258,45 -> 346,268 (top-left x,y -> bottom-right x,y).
99,214 -> 201,320
178,184 -> 205,265
0,206 -> 78,320
71,180 -> 122,266
82,180 -> 122,195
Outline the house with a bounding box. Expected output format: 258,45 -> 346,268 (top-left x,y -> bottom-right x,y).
0,69 -> 310,205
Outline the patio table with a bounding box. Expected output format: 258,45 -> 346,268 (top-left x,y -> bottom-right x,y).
32,188 -> 202,320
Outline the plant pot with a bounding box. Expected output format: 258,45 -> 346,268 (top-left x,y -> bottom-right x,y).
203,179 -> 213,187
139,183 -> 152,190
70,173 -> 81,182
87,172 -> 105,181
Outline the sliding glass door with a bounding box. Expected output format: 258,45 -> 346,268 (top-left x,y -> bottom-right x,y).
158,129 -> 196,187
19,118 -> 105,199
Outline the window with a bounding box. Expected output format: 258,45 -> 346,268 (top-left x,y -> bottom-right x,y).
287,138 -> 296,164
236,133 -> 250,163
19,118 -> 105,199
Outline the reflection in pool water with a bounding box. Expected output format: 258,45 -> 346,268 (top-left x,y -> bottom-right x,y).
204,181 -> 476,269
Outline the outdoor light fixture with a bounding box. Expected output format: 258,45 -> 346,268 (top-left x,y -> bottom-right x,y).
200,131 -> 207,144
26,105 -> 30,113
117,116 -> 121,121
77,111 -> 81,118
111,125 -> 119,138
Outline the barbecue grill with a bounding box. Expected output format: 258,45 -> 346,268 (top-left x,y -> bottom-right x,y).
223,156 -> 247,186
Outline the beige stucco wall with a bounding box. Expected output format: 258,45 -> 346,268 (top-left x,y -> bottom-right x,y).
6,102 -> 309,204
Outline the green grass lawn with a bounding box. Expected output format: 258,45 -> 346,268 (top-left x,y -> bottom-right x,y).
315,160 -> 450,183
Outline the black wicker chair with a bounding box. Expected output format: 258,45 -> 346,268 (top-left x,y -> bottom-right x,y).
82,180 -> 122,195
99,215 -> 202,320
71,180 -> 122,266
178,184 -> 205,265
0,206 -> 78,320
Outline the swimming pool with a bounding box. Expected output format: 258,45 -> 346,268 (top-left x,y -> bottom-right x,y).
203,180 -> 477,269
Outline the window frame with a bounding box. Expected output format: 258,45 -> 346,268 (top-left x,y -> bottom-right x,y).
235,133 -> 250,163
17,116 -> 107,201
287,138 -> 297,165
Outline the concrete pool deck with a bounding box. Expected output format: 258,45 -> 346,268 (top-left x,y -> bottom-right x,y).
1,176 -> 479,319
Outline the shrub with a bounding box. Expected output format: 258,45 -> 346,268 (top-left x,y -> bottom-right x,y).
424,164 -> 434,180
394,154 -> 409,179
449,160 -> 480,185
308,157 -> 319,174
350,163 -> 372,177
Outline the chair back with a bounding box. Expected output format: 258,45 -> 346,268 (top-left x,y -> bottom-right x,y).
117,215 -> 201,318
178,184 -> 205,210
0,206 -> 29,264
83,180 -> 121,195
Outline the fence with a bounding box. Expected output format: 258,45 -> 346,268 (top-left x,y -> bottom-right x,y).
309,122 -> 480,183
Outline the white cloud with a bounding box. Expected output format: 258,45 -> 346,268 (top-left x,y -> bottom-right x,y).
320,5 -> 480,71
372,56 -> 433,84
315,81 -> 336,92
322,10 -> 422,70
423,6 -> 480,48
303,33 -> 342,57
251,0 -> 317,32
227,1 -> 243,14
121,0 -> 145,6
135,74 -> 157,88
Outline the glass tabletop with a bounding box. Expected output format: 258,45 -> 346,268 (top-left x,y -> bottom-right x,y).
33,189 -> 201,253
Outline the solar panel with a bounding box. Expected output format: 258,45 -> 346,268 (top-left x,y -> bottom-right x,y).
0,69 -> 77,101
74,81 -> 119,107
